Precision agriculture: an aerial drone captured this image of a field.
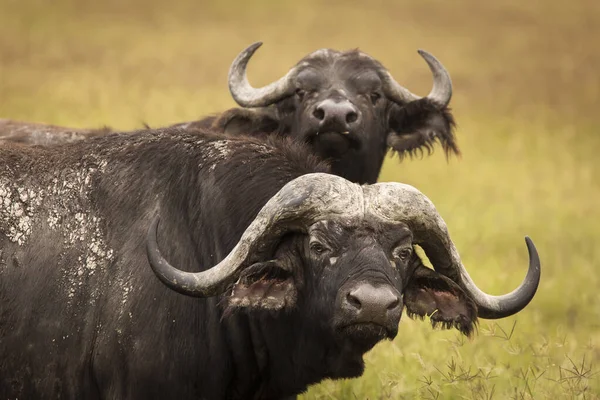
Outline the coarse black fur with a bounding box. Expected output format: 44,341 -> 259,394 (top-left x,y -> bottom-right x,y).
0,127 -> 475,399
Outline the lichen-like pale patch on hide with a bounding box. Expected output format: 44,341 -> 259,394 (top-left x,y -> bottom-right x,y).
200,140 -> 233,172
0,159 -> 116,305
199,139 -> 274,171
0,183 -> 41,245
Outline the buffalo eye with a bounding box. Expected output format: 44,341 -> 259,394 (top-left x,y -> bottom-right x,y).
392,246 -> 412,263
369,92 -> 381,105
296,88 -> 306,101
310,241 -> 329,256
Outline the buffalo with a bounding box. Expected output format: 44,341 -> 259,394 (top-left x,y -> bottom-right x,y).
1,42 -> 458,184
0,127 -> 539,399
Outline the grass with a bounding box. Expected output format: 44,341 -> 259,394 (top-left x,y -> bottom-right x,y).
1,0 -> 599,398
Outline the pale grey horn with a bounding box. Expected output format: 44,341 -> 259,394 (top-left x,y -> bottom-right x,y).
146,173 -> 363,297
364,182 -> 541,319
380,50 -> 453,107
228,42 -> 297,107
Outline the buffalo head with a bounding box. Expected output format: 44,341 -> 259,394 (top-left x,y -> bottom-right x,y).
146,173 -> 540,377
218,43 -> 459,183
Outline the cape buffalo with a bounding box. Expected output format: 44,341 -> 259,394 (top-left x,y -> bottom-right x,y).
1,42 -> 458,184
0,128 -> 539,399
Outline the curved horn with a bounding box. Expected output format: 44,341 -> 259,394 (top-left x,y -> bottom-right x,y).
379,50 -> 453,107
364,183 -> 541,319
146,173 -> 363,297
228,42 -> 297,107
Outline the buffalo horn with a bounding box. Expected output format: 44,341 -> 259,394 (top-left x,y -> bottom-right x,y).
228,42 -> 297,108
379,50 -> 453,108
146,173 -> 363,297
364,183 -> 541,319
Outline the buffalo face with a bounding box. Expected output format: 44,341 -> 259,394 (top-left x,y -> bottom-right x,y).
304,220 -> 410,350
221,43 -> 460,183
223,218 -> 478,378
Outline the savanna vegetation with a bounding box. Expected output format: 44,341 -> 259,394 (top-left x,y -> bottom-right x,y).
1,0 -> 598,398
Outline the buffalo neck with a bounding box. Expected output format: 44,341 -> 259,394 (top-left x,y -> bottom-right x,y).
94,129 -> 333,397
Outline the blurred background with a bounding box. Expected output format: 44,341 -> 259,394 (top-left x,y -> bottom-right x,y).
1,0 -> 598,398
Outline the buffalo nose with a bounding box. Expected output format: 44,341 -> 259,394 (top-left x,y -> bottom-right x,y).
313,99 -> 360,130
343,283 -> 401,326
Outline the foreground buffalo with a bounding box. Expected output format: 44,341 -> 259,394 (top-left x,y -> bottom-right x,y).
1,42 -> 458,184
0,128 -> 539,399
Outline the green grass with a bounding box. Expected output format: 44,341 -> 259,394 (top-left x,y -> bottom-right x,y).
1,0 -> 599,398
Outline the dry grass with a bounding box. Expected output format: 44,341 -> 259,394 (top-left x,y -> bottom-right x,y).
1,0 -> 599,398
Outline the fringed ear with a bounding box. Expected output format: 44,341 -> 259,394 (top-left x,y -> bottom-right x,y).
226,260 -> 297,312
404,264 -> 478,336
387,99 -> 460,160
212,108 -> 280,136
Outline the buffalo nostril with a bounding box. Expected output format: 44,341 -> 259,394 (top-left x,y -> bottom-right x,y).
346,292 -> 362,310
387,296 -> 400,311
313,108 -> 325,121
346,111 -> 358,124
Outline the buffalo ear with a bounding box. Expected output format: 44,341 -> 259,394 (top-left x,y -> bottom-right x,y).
227,260 -> 297,312
212,108 -> 280,136
387,99 -> 460,159
404,263 -> 477,336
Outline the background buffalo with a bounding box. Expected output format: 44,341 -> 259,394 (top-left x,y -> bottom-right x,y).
0,0 -> 598,398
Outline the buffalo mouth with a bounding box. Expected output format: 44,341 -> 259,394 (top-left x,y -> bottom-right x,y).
307,131 -> 361,159
336,322 -> 393,352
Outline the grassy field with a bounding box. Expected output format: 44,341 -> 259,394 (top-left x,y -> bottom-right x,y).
1,0 -> 599,398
